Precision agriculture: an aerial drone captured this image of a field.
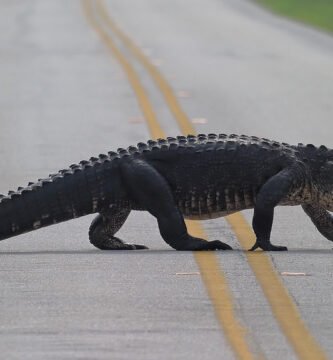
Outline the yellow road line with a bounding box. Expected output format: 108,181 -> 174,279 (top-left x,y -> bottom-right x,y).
83,1 -> 255,359
95,3 -> 328,359
187,220 -> 256,360
227,214 -> 327,360
95,0 -> 196,136
81,0 -> 163,140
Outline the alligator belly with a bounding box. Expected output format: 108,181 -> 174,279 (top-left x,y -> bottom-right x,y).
183,210 -> 239,220
176,188 -> 255,220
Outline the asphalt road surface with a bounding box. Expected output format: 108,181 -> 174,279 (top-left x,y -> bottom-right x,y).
0,1 -> 332,359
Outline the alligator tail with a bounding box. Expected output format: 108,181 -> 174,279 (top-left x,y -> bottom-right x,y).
0,155 -> 116,241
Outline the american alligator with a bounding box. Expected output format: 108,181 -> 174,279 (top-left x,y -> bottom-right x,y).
0,134 -> 332,251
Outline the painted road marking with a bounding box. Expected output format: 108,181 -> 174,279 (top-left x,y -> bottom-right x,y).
81,0 -> 163,140
95,0 -> 196,136
83,1 -> 256,359
227,213 -> 327,360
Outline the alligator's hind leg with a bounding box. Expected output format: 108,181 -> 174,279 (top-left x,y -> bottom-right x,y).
89,206 -> 148,250
121,159 -> 232,251
302,204 -> 333,241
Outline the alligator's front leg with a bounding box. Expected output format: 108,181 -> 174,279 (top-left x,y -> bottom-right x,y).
250,166 -> 304,251
89,207 -> 148,250
121,158 -> 232,251
302,204 -> 333,242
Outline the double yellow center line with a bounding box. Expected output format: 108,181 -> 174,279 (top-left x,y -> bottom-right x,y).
82,1 -> 327,359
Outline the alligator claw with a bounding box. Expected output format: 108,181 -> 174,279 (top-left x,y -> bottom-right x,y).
192,240 -> 233,251
176,236 -> 232,251
91,235 -> 148,250
129,244 -> 149,250
249,242 -> 288,251
209,240 -> 233,250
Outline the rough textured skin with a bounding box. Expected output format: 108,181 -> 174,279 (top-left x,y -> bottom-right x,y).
0,134 -> 332,251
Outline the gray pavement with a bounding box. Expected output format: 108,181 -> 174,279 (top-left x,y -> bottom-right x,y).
0,0 -> 332,359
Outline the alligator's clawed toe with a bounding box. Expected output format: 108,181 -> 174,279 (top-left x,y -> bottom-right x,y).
210,240 -> 233,250
181,236 -> 232,251
249,243 -> 259,251
91,235 -> 148,250
131,244 -> 149,250
268,245 -> 288,251
198,240 -> 232,251
249,242 -> 287,251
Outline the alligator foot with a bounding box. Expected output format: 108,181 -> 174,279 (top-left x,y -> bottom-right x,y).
249,241 -> 288,251
91,236 -> 148,250
177,236 -> 232,251
194,239 -> 233,251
